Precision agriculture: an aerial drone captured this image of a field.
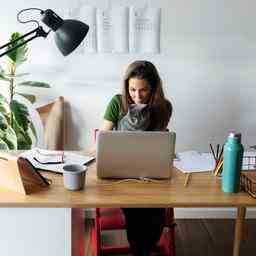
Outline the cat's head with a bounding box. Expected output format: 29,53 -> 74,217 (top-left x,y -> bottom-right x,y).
127,104 -> 150,127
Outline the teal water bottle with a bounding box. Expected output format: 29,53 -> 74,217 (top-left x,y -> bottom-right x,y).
222,132 -> 244,193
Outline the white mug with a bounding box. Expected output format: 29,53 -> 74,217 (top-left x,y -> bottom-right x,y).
62,164 -> 87,190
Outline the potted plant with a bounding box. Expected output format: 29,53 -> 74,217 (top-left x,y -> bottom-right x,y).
0,32 -> 50,150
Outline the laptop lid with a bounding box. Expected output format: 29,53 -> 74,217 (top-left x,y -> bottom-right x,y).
96,131 -> 176,179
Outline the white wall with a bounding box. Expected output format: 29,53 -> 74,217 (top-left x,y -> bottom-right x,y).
1,0 -> 256,151
0,208 -> 71,256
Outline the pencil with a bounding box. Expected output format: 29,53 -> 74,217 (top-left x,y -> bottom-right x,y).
218,145 -> 224,161
214,158 -> 223,176
210,143 -> 216,161
184,173 -> 191,187
216,144 -> 220,159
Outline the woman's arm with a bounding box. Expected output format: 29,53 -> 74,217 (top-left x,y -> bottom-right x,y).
100,119 -> 114,131
101,95 -> 121,131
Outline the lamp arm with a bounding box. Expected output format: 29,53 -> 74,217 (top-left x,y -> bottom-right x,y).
0,26 -> 49,58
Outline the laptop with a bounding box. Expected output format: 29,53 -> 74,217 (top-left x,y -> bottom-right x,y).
96,131 -> 176,179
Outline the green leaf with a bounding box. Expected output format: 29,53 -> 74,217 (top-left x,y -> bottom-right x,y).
6,32 -> 28,66
22,130 -> 32,149
10,100 -> 31,131
17,129 -> 32,150
0,113 -> 8,130
18,81 -> 51,88
0,138 -> 9,150
1,126 -> 17,150
0,95 -> 10,115
12,118 -> 32,149
16,93 -> 36,104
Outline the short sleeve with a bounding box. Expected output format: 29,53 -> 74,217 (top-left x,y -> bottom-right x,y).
103,95 -> 122,124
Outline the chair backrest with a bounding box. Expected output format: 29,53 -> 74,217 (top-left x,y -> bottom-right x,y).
36,96 -> 65,150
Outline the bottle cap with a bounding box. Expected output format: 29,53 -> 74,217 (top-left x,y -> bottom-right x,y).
228,132 -> 241,143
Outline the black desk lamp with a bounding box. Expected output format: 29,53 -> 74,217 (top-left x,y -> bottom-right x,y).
0,8 -> 89,57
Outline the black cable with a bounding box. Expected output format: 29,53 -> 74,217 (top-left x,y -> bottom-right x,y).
16,7 -> 44,27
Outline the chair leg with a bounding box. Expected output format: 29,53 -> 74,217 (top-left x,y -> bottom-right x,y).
91,217 -> 101,256
169,226 -> 176,256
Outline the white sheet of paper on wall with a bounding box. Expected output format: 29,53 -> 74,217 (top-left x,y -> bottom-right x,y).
129,7 -> 161,53
96,7 -> 129,53
78,5 -> 97,53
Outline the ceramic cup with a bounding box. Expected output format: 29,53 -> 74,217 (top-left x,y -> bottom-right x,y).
62,164 -> 87,190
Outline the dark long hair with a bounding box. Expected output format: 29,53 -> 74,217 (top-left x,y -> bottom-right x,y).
121,60 -> 172,130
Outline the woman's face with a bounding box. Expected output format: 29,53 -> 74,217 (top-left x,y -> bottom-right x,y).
128,77 -> 151,104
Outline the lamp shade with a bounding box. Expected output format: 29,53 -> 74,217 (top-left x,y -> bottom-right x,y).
54,20 -> 89,56
41,9 -> 89,56
0,8 -> 89,58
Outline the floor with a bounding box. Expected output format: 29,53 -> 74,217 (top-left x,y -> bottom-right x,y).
84,219 -> 256,256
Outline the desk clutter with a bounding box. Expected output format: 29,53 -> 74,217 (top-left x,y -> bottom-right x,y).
21,148 -> 95,174
175,150 -> 256,175
174,133 -> 256,197
0,149 -> 95,194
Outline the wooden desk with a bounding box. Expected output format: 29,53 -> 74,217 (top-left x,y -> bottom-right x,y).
0,153 -> 255,256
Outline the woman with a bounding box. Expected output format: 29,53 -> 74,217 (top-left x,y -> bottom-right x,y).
101,60 -> 173,256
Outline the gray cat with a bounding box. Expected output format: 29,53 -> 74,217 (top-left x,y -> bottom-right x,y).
117,104 -> 151,131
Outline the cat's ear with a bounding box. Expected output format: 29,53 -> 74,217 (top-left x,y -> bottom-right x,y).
141,104 -> 150,112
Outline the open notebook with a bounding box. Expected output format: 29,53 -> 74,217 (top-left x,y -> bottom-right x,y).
21,148 -> 95,174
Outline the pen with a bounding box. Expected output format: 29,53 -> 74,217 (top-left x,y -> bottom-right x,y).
184,173 -> 191,187
216,144 -> 220,160
218,145 -> 224,161
33,157 -> 64,165
210,143 -> 216,161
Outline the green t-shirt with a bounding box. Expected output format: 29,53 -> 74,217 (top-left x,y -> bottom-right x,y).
104,94 -> 123,127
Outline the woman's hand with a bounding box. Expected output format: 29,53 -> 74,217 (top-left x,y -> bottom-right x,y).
100,120 -> 114,131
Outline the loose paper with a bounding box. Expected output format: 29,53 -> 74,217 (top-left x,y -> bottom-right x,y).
96,7 -> 129,53
129,7 -> 161,53
174,151 -> 215,173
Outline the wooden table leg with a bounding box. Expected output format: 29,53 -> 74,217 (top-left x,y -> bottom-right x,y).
72,208 -> 85,256
233,207 -> 246,256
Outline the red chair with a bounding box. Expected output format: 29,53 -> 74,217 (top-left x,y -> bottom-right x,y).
91,207 -> 176,256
